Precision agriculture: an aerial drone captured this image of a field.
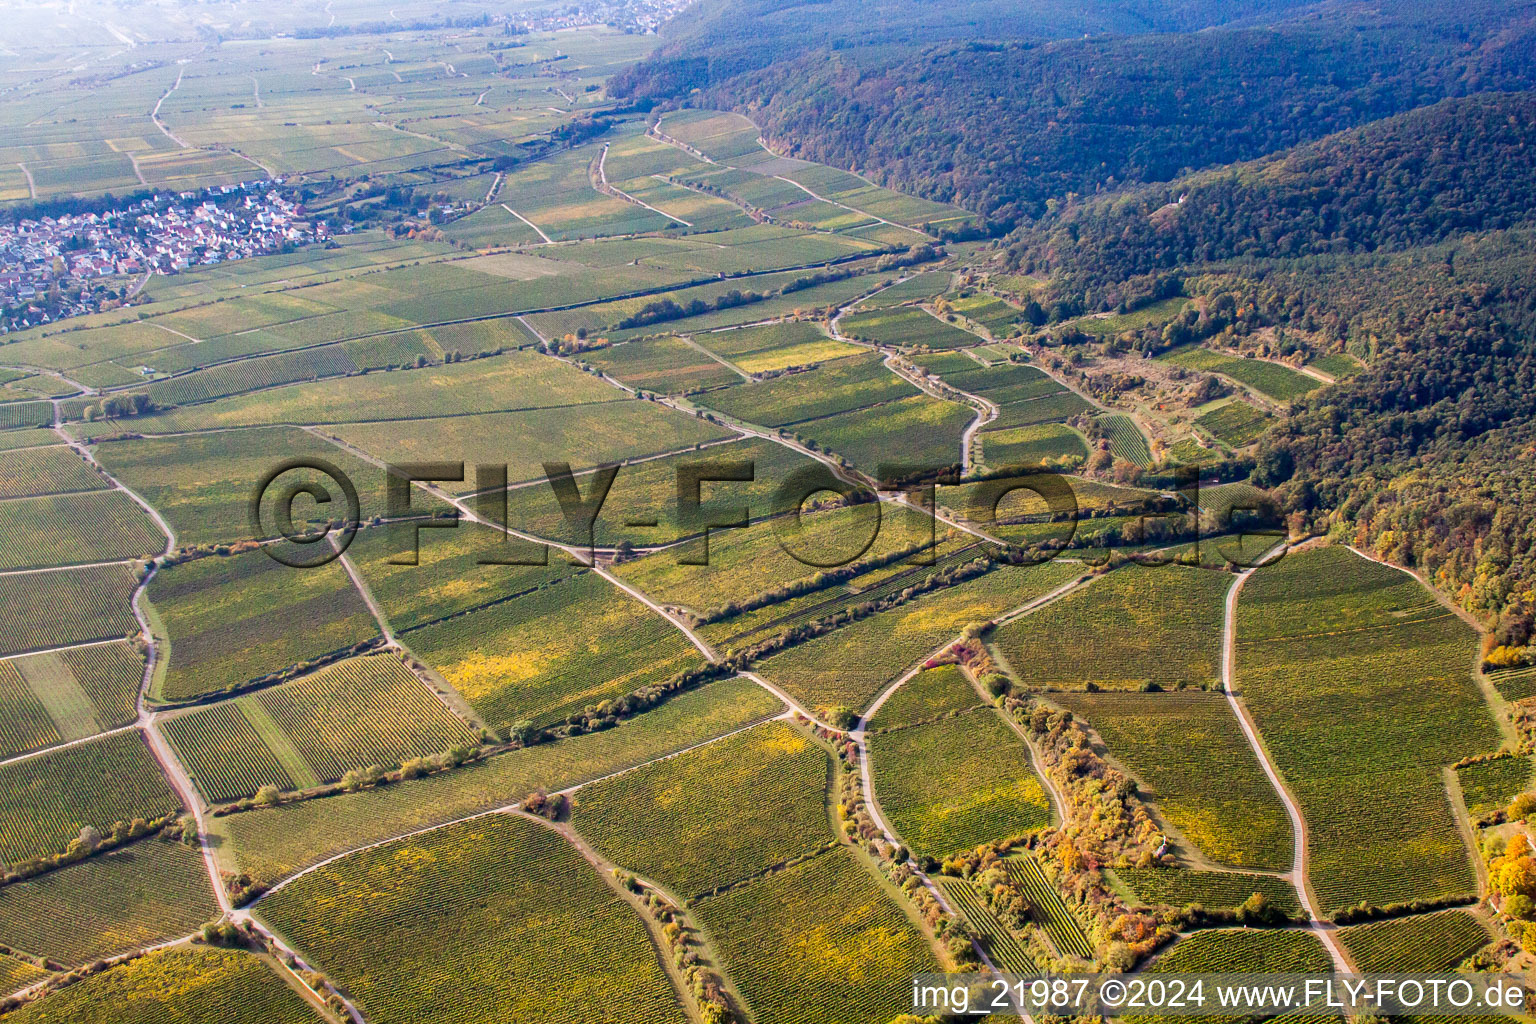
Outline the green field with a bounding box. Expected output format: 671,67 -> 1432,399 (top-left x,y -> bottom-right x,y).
867,667 -> 1051,858
0,946 -> 324,1024
1053,691 -> 1291,870
978,423 -> 1088,468
693,846 -> 939,1024
1115,867 -> 1302,917
696,320 -> 859,374
1236,546 -> 1498,916
1160,346 -> 1321,402
0,445 -> 105,498
0,641 -> 143,756
1095,413 -> 1153,467
574,721 -> 830,897
700,351 -> 912,427
757,560 -> 1083,712
407,567 -> 703,729
1458,755 -> 1534,815
257,815 -> 689,1024
1338,909 -> 1490,971
581,335 -> 743,393
213,676 -> 783,889
0,564 -> 140,658
840,306 -> 980,350
0,835 -> 217,965
991,563 -> 1230,692
0,730 -> 178,865
149,547 -> 378,702
1195,399 -> 1270,447
0,490 -> 165,571
1005,855 -> 1094,959
164,654 -> 476,802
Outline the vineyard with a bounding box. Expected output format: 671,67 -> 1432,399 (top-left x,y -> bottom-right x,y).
1236,546 -> 1498,915
700,352 -> 912,427
0,946 -> 325,1024
0,444 -> 104,498
698,320 -> 857,374
144,344 -> 359,407
215,676 -> 784,889
0,402 -> 51,429
1160,346 -> 1320,402
794,393 -> 971,474
1457,755 -> 1533,815
991,563 -> 1230,692
978,423 -> 1088,469
1338,909 -> 1491,971
693,847 -> 938,1024
869,697 -> 1051,859
757,560 -> 1082,711
857,273 -> 951,307
1145,927 -> 1331,972
1052,691 -> 1292,870
0,661 -> 63,759
0,730 -> 178,865
0,835 -> 217,965
1195,400 -> 1269,447
1094,414 -> 1153,467
53,641 -> 146,730
1490,665 -> 1536,702
253,656 -> 477,783
1005,856 -> 1094,960
582,335 -> 742,393
163,702 -> 301,803
1115,868 -> 1302,917
0,490 -> 164,571
0,564 -> 139,657
256,815 -> 689,1024
150,547 -> 378,702
839,306 -> 979,350
948,291 -> 1025,336
938,878 -> 1035,972
573,721 -> 830,897
409,569 -> 703,729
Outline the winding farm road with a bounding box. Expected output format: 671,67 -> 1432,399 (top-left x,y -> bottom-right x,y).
1220,559 -> 1353,975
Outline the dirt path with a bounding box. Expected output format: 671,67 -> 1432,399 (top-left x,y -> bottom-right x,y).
1220,560 -> 1353,974
15,162 -> 34,200
151,64 -> 190,148
500,203 -> 553,243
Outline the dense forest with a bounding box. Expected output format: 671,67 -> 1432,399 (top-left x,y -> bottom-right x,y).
616,0 -> 1536,227
1009,93 -> 1536,305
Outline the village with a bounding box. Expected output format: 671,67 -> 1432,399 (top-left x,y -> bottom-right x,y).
0,180 -> 330,331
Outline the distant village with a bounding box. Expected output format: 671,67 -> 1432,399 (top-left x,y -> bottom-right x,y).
517,0 -> 695,34
0,180 -> 332,332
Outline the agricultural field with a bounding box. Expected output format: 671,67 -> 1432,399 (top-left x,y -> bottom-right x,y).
1160,345 -> 1321,403
574,721 -> 831,897
0,835 -> 217,965
213,676 -> 783,889
0,490 -> 165,571
978,423 -> 1088,468
756,559 -> 1083,712
693,846 -> 940,1024
867,667 -> 1052,858
0,564 -> 141,658
164,654 -> 475,803
1138,928 -> 1331,983
0,946 -> 325,1024
0,444 -> 105,498
84,426 -> 428,549
1490,665 -> 1536,702
695,320 -> 860,374
1052,691 -> 1291,870
794,392 -> 972,473
1195,399 -> 1270,447
840,306 -> 979,350
1457,755 -> 1534,815
1005,856 -> 1094,959
947,291 -> 1025,336
700,351 -> 913,427
1095,413 -> 1153,467
407,568 -> 703,729
0,730 -> 178,865
0,641 -> 144,756
148,547 -> 378,702
1115,867 -> 1303,917
1338,909 -> 1490,971
580,335 -> 743,393
1309,352 -> 1364,378
256,815 -> 690,1024
1235,546 -> 1499,916
990,563 -> 1230,692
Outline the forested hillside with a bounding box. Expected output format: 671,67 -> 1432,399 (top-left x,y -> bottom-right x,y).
616,0 -> 1536,226
1010,93 -> 1536,304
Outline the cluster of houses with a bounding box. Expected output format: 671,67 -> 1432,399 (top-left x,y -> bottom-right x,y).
519,0 -> 694,34
0,180 -> 331,330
